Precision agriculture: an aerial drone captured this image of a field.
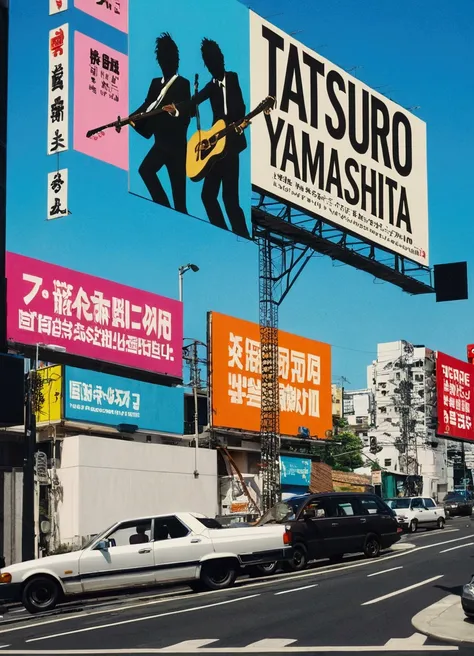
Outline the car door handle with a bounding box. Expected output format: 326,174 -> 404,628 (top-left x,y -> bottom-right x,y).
331,522 -> 339,527
191,538 -> 201,543
360,518 -> 367,523
138,548 -> 151,554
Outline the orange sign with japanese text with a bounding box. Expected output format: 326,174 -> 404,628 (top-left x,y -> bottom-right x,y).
209,312 -> 332,438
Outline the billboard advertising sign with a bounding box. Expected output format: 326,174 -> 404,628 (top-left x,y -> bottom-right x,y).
64,366 -> 184,433
280,456 -> 311,487
436,352 -> 474,441
6,253 -> 182,379
36,365 -> 63,424
128,0 -> 252,240
74,0 -> 128,33
249,13 -> 429,265
209,312 -> 332,437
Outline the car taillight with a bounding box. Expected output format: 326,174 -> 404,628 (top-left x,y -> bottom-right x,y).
283,527 -> 292,545
397,527 -> 403,533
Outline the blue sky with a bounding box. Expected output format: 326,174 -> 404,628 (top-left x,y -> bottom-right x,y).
6,0 -> 473,391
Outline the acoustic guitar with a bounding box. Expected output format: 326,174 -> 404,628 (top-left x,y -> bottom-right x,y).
85,101 -> 186,138
186,96 -> 275,182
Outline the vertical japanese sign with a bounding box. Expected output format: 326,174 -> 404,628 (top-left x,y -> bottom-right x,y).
74,33 -> 128,170
50,0 -> 68,14
36,365 -> 63,423
209,312 -> 332,437
6,252 -> 183,379
74,0 -> 128,34
47,169 -> 68,220
48,24 -> 69,155
436,352 -> 474,441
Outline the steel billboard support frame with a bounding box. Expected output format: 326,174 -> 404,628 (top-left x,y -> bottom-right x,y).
256,225 -> 314,512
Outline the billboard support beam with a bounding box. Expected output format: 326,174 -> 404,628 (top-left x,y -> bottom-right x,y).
256,225 -> 313,512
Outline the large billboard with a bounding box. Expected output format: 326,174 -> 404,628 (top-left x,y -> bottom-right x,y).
209,311 -> 332,437
128,0 -> 252,240
64,366 -> 184,433
436,352 -> 474,441
250,13 -> 429,265
6,253 -> 182,379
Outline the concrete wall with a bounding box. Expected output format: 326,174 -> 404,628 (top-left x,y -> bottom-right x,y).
57,435 -> 218,544
2,469 -> 23,566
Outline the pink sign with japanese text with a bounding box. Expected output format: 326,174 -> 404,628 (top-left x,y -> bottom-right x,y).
74,0 -> 128,33
436,351 -> 474,441
6,252 -> 182,379
74,33 -> 128,170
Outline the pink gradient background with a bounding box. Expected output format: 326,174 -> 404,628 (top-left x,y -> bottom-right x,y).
74,32 -> 128,170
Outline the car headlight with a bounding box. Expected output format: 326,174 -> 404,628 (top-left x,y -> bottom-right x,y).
398,515 -> 408,521
0,572 -> 11,584
463,584 -> 474,600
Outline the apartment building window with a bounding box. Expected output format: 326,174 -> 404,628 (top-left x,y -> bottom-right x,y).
384,459 -> 392,467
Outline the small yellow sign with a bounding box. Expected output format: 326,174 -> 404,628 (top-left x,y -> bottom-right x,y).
36,365 -> 62,423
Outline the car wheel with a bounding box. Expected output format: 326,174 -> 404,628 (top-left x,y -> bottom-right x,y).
410,519 -> 418,533
437,517 -> 445,529
200,560 -> 237,591
363,534 -> 381,558
328,554 -> 344,564
189,581 -> 205,593
284,543 -> 308,572
248,562 -> 278,577
22,576 -> 61,614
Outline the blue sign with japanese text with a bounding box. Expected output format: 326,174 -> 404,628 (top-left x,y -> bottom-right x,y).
280,456 -> 312,487
64,366 -> 183,434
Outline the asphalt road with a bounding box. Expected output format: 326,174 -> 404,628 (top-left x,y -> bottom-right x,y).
1,517 -> 474,655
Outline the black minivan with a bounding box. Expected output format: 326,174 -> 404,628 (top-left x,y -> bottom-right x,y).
258,492 -> 401,571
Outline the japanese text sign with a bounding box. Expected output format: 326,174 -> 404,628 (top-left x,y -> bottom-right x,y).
6,252 -> 182,379
280,456 -> 311,487
74,0 -> 128,33
209,312 -> 332,437
48,23 -> 69,155
74,33 -> 128,169
436,351 -> 474,441
64,366 -> 184,433
36,365 -> 62,424
47,168 -> 68,220
50,0 -> 68,15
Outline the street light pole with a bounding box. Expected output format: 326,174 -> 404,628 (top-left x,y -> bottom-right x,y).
178,263 -> 199,303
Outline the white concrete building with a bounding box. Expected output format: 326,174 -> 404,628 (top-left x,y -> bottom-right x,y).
54,435 -> 218,548
342,389 -> 374,447
367,341 -> 449,500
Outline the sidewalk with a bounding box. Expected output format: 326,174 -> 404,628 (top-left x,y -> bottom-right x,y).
412,594 -> 474,645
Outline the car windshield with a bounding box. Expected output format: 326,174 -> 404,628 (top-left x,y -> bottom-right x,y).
385,498 -> 411,509
81,524 -> 115,550
445,494 -> 464,502
258,499 -> 303,524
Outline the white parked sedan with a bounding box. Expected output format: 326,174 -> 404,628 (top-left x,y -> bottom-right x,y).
385,496 -> 446,533
0,512 -> 292,613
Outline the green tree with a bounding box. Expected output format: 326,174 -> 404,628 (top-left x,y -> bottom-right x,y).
324,418 -> 364,472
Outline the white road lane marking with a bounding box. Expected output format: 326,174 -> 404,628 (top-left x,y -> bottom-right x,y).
403,528 -> 459,540
367,566 -> 403,578
160,640 -> 218,650
0,642 -> 458,653
26,595 -> 261,643
1,532 -> 471,637
362,575 -> 443,606
385,632 -> 427,647
439,541 -> 474,554
245,639 -> 297,648
274,584 -> 317,595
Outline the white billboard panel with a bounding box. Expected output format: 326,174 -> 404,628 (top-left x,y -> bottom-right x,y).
250,13 -> 429,266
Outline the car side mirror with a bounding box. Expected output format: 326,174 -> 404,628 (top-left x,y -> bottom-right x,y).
95,539 -> 109,551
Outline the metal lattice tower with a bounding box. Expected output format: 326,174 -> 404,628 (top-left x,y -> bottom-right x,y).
258,232 -> 281,513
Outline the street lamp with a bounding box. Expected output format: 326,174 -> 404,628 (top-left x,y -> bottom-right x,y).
178,263 -> 199,302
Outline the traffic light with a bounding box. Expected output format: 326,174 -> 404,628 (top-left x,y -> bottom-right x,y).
369,436 -> 378,454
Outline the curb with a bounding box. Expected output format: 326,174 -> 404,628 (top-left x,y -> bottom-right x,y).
412,595 -> 474,645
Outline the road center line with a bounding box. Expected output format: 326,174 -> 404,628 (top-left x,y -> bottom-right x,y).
416,534 -> 473,551
362,575 -> 443,606
274,584 -> 317,595
367,566 -> 403,578
26,594 -> 261,643
439,541 -> 474,554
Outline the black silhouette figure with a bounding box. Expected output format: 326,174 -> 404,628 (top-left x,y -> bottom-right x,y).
166,39 -> 249,239
133,33 -> 190,214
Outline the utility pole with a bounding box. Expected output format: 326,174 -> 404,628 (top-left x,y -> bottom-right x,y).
183,339 -> 207,478
22,367 -> 36,562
